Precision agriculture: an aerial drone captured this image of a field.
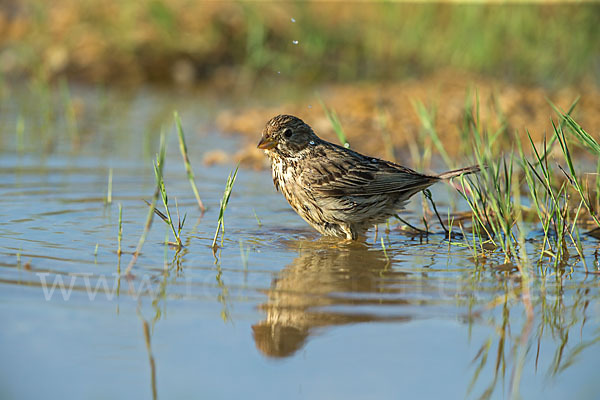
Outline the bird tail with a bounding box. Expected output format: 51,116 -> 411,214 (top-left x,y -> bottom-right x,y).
437,165 -> 481,180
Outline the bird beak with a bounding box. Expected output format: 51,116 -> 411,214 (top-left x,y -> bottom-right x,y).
257,136 -> 277,150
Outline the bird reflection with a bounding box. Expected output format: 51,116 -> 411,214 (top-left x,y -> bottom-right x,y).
252,238 -> 413,358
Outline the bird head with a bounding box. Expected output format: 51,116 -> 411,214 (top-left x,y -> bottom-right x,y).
258,115 -> 318,157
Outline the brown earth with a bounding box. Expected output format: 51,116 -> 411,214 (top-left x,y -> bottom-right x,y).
214,71 -> 600,170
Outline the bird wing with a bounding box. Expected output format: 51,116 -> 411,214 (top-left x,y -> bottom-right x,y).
301,144 -> 437,197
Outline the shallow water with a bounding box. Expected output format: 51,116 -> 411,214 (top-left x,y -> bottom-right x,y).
1,84 -> 599,399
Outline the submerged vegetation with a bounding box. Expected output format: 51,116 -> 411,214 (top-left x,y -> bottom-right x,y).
405,95 -> 600,274
152,131 -> 186,249
2,78 -> 600,399
212,165 -> 239,249
2,2 -> 600,398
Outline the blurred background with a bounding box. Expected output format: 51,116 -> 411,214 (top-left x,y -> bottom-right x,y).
1,1 -> 598,88
2,0 -> 598,165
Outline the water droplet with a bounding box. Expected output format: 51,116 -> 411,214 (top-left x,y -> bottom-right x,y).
371,158 -> 377,163
292,40 -> 299,45
309,140 -> 315,145
344,143 -> 350,149
291,17 -> 296,23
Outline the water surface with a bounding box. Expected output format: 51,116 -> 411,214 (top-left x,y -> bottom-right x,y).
1,84 -> 599,399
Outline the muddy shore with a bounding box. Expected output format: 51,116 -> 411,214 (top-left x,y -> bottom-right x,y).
214,71 -> 600,169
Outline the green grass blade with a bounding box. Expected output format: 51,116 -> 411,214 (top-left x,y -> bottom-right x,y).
212,164 -> 240,248
174,111 -> 206,213
318,96 -> 349,148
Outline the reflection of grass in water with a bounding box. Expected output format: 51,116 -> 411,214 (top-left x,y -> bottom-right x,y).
467,277 -> 600,399
307,89 -> 600,397
410,95 -> 600,271
117,203 -> 123,257
314,90 -> 600,274
138,310 -> 158,400
5,79 -> 599,271
4,77 -> 600,397
215,256 -> 232,323
405,95 -> 600,398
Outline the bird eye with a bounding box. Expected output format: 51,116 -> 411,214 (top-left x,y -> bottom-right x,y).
282,128 -> 293,138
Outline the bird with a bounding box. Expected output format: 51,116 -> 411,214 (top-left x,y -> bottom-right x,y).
257,114 -> 479,240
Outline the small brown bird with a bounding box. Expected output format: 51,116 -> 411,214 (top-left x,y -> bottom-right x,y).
258,114 -> 479,240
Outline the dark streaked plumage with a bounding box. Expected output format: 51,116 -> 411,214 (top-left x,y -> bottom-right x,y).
258,114 -> 479,240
